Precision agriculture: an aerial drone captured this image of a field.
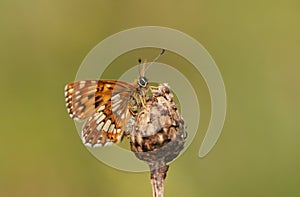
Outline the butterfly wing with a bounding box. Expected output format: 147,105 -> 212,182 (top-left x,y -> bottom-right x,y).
65,80 -> 135,146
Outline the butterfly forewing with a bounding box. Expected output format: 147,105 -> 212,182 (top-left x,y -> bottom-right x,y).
65,80 -> 136,146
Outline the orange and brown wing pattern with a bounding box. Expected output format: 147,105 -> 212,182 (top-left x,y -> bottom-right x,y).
65,80 -> 135,146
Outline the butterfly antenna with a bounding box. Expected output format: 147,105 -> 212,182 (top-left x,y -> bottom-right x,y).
140,59 -> 147,77
138,57 -> 142,76
144,49 -> 165,74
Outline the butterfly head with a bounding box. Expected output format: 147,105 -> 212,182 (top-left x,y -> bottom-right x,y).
138,76 -> 148,88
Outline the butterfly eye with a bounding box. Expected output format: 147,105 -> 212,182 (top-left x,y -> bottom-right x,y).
138,77 -> 148,87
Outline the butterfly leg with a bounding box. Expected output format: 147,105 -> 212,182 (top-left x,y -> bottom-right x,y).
149,85 -> 159,90
139,94 -> 147,109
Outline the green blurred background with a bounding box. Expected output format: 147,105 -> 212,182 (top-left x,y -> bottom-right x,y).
1,0 -> 299,196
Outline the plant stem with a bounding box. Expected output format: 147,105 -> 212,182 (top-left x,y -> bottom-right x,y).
149,164 -> 169,197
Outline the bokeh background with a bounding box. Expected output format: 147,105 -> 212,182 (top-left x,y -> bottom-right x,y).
1,0 -> 299,197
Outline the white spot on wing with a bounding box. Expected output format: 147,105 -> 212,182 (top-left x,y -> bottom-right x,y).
68,88 -> 74,94
102,119 -> 111,132
67,95 -> 72,99
108,124 -> 115,133
115,134 -> 122,142
77,106 -> 84,112
104,142 -> 113,146
93,112 -> 101,120
79,81 -> 86,89
112,98 -> 122,107
96,121 -> 104,131
112,104 -> 120,113
111,94 -> 120,101
98,105 -> 105,111
84,142 -> 92,147
92,143 -> 103,148
96,114 -> 106,124
76,95 -> 82,100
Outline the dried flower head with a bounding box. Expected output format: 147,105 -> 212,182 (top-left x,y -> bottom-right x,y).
130,83 -> 186,197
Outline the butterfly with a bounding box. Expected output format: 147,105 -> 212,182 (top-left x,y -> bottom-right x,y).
65,49 -> 165,147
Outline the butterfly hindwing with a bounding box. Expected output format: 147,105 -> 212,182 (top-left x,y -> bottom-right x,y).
82,111 -> 123,147
65,80 -> 136,146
